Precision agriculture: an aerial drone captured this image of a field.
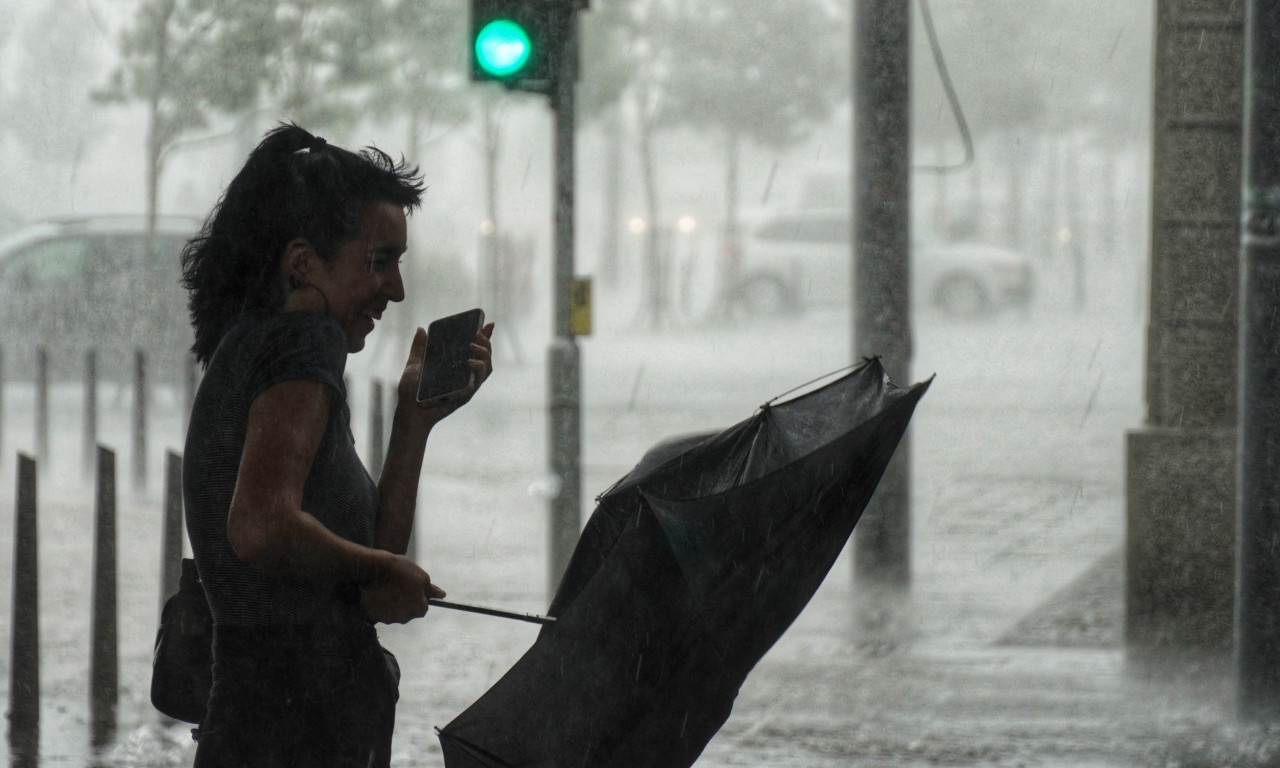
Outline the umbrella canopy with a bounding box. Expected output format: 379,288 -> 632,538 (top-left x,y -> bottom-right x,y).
439,359 -> 931,768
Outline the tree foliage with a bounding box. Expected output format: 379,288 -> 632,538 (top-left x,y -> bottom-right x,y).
578,1 -> 637,123
97,0 -> 269,155
368,0 -> 473,156
580,0 -> 846,146
3,2 -> 102,164
911,0 -> 1152,146
372,0 -> 470,116
99,0 -> 456,154
655,0 -> 848,149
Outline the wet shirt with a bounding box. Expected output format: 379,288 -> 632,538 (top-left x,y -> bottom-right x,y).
184,311 -> 377,626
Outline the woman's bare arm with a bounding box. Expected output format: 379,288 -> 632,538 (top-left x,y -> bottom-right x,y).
375,323 -> 494,554
228,379 -> 441,623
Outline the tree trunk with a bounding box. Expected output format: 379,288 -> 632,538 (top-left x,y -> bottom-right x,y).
600,106 -> 623,289
966,151 -> 982,240
142,0 -> 176,335
1046,137 -> 1062,262
932,145 -> 948,236
1005,135 -> 1025,251
719,129 -> 741,317
1064,138 -> 1086,310
637,104 -> 662,330
481,98 -> 501,312
400,106 -> 423,339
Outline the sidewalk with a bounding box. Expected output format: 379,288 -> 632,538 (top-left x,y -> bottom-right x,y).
1,298 -> 1260,767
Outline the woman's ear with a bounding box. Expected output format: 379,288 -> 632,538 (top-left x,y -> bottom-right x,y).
282,238 -> 317,284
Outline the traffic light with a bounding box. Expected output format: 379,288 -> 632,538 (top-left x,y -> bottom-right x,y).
470,0 -> 566,91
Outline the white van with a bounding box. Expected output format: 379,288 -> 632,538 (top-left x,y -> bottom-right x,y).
732,207 -> 1034,318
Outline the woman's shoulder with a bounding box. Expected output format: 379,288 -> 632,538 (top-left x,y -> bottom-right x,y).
211,311 -> 347,380
223,311 -> 344,352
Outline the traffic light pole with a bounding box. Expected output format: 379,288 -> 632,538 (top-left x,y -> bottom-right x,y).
852,0 -> 912,589
547,12 -> 581,601
1237,0 -> 1280,722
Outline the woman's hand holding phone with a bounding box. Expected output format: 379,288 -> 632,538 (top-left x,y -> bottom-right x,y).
396,309 -> 494,428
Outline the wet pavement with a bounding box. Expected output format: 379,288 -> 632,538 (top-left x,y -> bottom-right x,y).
0,293 -> 1266,766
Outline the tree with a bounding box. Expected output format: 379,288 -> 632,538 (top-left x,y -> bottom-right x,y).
580,1 -> 640,289
373,0 -> 472,161
97,0 -> 272,254
4,2 -> 103,165
367,0 -> 483,332
99,0 -> 434,267
656,0 -> 848,314
578,0 -> 848,326
908,0 -> 1153,306
263,1 -> 403,137
0,1 -> 104,219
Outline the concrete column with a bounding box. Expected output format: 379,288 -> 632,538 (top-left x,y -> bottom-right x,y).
853,0 -> 912,588
1126,0 -> 1244,667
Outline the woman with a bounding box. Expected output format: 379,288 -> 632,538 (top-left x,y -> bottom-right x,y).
180,123 -> 493,767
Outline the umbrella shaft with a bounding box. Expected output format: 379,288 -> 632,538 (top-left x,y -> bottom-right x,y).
428,598 -> 555,626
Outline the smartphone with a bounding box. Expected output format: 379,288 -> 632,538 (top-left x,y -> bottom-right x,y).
417,308 -> 486,408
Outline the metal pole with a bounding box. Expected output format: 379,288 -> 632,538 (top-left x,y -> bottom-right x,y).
853,0 -> 912,589
1237,0 -> 1280,721
84,349 -> 98,480
35,346 -> 48,473
547,11 -> 581,602
91,446 -> 118,747
133,350 -> 148,491
8,454 -> 39,765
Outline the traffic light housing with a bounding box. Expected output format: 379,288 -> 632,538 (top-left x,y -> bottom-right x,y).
470,0 -> 567,92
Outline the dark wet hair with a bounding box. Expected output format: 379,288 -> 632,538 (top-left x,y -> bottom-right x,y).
181,123 -> 424,366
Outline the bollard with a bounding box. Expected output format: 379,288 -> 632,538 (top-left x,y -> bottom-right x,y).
84,349 -> 98,480
160,451 -> 184,616
8,454 -> 39,764
132,350 -> 147,491
35,346 -> 48,472
9,455 -> 39,762
369,379 -> 385,479
90,446 -> 118,748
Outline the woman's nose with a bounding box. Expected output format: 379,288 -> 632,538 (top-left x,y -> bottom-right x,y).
383,265 -> 406,302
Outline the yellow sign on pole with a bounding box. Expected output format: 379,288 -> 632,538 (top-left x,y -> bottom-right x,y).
570,277 -> 592,336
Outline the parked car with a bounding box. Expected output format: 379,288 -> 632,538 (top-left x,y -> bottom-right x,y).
0,216 -> 199,382
732,208 -> 1035,318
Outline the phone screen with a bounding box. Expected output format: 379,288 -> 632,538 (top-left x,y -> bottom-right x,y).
417,309 -> 484,404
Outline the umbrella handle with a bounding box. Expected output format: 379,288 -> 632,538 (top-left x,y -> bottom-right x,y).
428,598 -> 556,626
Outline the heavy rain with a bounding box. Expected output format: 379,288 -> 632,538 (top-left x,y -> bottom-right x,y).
0,0 -> 1268,766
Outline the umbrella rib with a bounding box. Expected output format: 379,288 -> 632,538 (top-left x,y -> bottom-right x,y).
763,362 -> 865,407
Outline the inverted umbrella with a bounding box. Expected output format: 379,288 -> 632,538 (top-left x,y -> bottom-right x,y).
439,358 -> 931,768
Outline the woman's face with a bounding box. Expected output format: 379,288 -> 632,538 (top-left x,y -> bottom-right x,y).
312,202 -> 408,352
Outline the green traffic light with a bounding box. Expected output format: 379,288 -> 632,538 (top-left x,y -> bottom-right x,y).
475,19 -> 532,78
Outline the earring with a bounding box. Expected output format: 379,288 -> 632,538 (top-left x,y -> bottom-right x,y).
289,275 -> 304,291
